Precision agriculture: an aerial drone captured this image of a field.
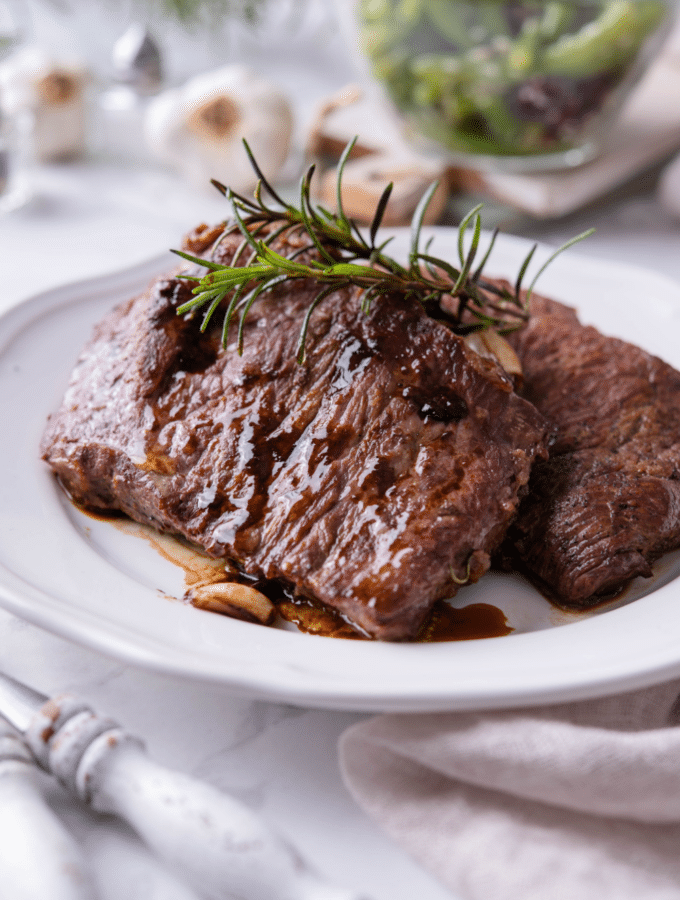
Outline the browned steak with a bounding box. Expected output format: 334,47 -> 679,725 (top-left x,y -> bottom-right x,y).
504,292 -> 680,608
41,229 -> 548,640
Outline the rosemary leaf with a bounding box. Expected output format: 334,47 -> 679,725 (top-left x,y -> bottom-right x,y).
241,138 -> 290,210
370,181 -> 394,247
409,181 -> 440,269
201,293 -> 225,332
335,136 -> 358,232
170,137 -> 593,363
296,284 -> 342,364
473,228 -> 499,283
525,229 -> 596,304
172,249 -> 224,271
515,244 -> 537,300
453,212 -> 482,293
457,203 -> 484,269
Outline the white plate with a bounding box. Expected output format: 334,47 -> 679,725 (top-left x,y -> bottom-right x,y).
2,228 -> 680,712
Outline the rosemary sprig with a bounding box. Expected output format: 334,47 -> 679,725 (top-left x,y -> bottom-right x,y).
172,138 -> 593,363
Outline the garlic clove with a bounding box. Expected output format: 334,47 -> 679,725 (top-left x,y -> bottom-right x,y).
144,64 -> 293,194
319,151 -> 449,227
0,46 -> 89,162
464,330 -> 523,382
189,580 -> 276,626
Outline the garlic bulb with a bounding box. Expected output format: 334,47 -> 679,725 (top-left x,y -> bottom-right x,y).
0,47 -> 89,162
144,65 -> 293,193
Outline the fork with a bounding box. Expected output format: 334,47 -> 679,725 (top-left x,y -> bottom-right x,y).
0,670 -> 371,900
0,720 -> 96,900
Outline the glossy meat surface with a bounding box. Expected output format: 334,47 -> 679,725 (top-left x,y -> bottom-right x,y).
41,230 -> 548,640
505,293 -> 680,607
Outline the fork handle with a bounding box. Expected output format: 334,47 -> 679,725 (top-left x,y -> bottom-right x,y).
0,729 -> 95,900
25,696 -> 369,900
85,736 -> 363,900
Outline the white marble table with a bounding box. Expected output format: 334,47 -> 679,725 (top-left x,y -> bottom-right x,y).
2,44 -> 680,898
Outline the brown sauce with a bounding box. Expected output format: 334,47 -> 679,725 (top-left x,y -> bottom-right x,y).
71,504 -> 128,523
272,594 -> 512,642
77,505 -> 513,641
416,599 -> 512,642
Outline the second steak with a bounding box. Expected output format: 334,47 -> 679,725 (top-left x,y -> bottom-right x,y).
505,292 -> 680,608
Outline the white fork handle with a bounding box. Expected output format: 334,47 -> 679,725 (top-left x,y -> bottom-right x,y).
24,697 -> 370,900
83,735 -> 366,900
0,730 -> 96,900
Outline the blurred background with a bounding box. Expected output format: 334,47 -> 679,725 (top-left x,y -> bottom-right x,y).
1,0 -> 680,297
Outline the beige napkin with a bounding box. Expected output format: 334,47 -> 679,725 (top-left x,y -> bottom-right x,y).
340,680 -> 680,900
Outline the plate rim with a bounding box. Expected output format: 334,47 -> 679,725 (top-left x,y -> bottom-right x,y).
2,228 -> 680,712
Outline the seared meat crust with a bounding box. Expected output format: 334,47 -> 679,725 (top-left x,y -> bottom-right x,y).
505,292 -> 680,607
41,230 -> 548,640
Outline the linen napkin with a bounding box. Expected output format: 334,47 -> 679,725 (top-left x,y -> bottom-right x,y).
339,679 -> 680,900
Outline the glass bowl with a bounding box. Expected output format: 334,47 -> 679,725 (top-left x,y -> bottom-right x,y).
349,0 -> 677,172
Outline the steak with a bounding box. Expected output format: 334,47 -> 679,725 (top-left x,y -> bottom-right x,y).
41,226 -> 548,640
504,291 -> 680,607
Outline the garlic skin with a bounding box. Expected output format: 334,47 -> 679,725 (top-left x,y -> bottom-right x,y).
0,47 -> 89,162
144,65 -> 293,193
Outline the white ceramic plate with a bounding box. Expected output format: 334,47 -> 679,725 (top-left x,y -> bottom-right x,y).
2,229 -> 680,712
